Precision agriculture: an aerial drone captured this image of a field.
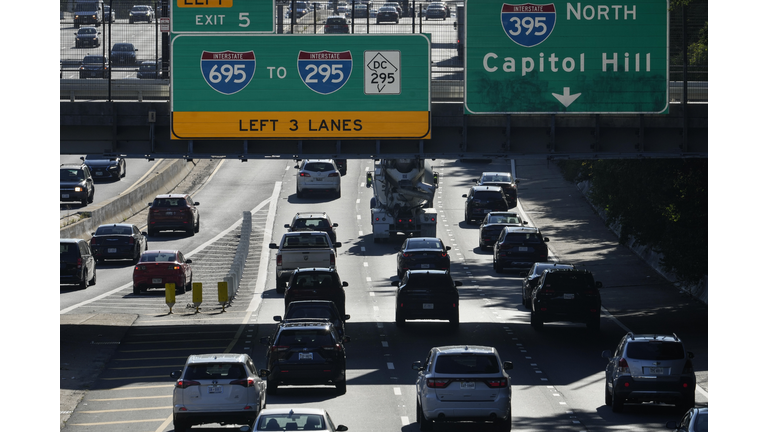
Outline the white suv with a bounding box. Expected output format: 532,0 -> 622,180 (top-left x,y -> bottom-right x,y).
412,345 -> 513,431
170,353 -> 267,431
295,159 -> 341,198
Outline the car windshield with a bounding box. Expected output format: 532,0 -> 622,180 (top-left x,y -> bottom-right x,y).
83,56 -> 105,64
75,3 -> 98,12
486,215 -> 521,224
502,232 -> 542,244
277,329 -> 334,346
406,239 -> 443,250
78,28 -> 97,34
435,354 -> 500,374
626,341 -> 685,360
113,44 -> 133,51
183,363 -> 245,380
61,168 -> 85,181
95,225 -> 132,236
132,6 -> 150,11
473,191 -> 502,200
140,252 -> 178,263
255,414 -> 326,431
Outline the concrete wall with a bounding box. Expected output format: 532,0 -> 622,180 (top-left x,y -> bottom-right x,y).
60,159 -> 194,239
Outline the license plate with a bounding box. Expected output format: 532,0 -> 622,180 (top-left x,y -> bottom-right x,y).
208,385 -> 222,394
61,194 -> 70,198
518,246 -> 529,251
152,278 -> 162,284
563,293 -> 574,300
95,171 -> 104,176
460,381 -> 475,389
299,353 -> 313,360
423,303 -> 434,309
108,248 -> 117,253
166,211 -> 175,215
646,367 -> 664,374
421,264 -> 431,268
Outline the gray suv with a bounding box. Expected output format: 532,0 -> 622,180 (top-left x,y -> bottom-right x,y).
412,345 -> 513,431
602,333 -> 696,412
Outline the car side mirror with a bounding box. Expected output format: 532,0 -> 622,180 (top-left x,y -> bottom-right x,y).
454,281 -> 463,287
269,243 -> 278,249
394,246 -> 400,251
446,246 -> 451,251
273,315 -> 282,322
342,281 -> 348,287
688,351 -> 695,359
194,202 -> 200,206
142,232 -> 148,237
601,350 -> 612,359
336,426 -> 348,432
332,223 -> 338,227
523,221 -> 528,225
462,194 -> 468,198
343,314 -> 350,321
147,202 -> 153,207
412,361 -> 424,371
343,336 -> 351,343
503,361 -> 513,370
519,271 -> 527,277
294,164 -> 300,169
185,259 -> 192,264
258,369 -> 270,378
543,237 -> 549,242
170,370 -> 181,379
595,281 -> 603,288
240,426 -> 250,432
284,224 -> 291,229
665,421 -> 679,429
334,242 -> 342,248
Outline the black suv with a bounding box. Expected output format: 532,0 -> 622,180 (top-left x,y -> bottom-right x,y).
392,270 -> 462,328
260,320 -> 349,395
520,262 -> 575,308
463,186 -> 509,224
284,212 -> 338,243
147,194 -> 200,236
476,172 -> 519,208
493,226 -> 549,273
478,211 -> 527,250
284,268 -> 348,317
530,268 -> 602,331
60,239 -> 96,289
602,333 -> 696,412
324,16 -> 350,33
60,163 -> 95,206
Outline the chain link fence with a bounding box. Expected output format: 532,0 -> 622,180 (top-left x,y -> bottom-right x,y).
60,0 -> 706,103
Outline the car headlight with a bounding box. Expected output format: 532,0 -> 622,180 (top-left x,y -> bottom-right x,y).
74,186 -> 83,192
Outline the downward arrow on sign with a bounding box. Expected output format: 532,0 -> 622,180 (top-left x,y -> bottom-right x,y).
552,87 -> 581,108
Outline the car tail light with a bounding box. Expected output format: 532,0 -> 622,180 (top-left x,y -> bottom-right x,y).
276,254 -> 282,266
300,172 -> 311,177
484,379 -> 508,388
76,257 -> 83,269
168,265 -> 181,270
135,265 -> 146,271
230,378 -> 255,387
322,344 -> 343,352
328,172 -> 339,177
330,253 -> 335,266
583,289 -> 597,295
128,237 -> 135,245
617,358 -> 629,374
426,379 -> 451,388
683,360 -> 693,374
402,253 -> 412,258
176,379 -> 200,389
440,253 -> 447,257
270,345 -> 289,352
90,238 -> 96,246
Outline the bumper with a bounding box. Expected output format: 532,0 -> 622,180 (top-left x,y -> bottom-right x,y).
533,306 -> 600,324
398,305 -> 456,321
269,366 -> 344,385
133,277 -> 185,290
495,257 -> 537,269
611,376 -> 696,403
92,247 -> 133,260
298,182 -> 340,192
148,220 -> 193,232
173,410 -> 257,426
422,394 -> 510,421
60,190 -> 87,202
60,274 -> 85,285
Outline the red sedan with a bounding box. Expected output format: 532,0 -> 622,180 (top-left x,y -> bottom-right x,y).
133,250 -> 192,295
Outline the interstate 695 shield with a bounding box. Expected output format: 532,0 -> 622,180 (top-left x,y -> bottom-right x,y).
200,51 -> 256,95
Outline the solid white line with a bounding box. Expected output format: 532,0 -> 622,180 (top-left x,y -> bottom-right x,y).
247,182 -> 281,312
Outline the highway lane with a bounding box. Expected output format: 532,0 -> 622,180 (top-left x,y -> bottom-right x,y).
60,158 -> 707,432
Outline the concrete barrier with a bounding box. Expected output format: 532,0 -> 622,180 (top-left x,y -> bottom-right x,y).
60,159 -> 194,240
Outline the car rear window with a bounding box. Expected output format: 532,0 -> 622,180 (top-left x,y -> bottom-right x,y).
83,56 -> 106,64
255,414 -> 325,431
292,273 -> 336,289
283,234 -> 330,248
153,198 -> 187,208
328,18 -> 346,24
183,363 -> 246,380
277,329 -> 334,346
473,191 -> 503,200
286,306 -> 336,321
95,225 -> 132,236
303,162 -> 335,172
486,215 -> 521,224
406,239 -> 442,250
502,232 -> 542,244
404,274 -> 454,290
435,354 -> 500,374
60,243 -> 79,257
140,252 -> 177,262
482,175 -> 511,183
295,218 -> 329,228
626,341 -> 685,360
542,272 -> 595,290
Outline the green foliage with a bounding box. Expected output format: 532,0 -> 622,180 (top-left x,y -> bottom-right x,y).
560,159 -> 707,284
688,22 -> 708,65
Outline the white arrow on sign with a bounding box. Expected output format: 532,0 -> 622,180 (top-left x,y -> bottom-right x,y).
552,87 -> 581,108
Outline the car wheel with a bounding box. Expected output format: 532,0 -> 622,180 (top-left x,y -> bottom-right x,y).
276,277 -> 285,294
335,378 -> 347,394
176,282 -> 184,295
296,185 -> 303,198
531,311 -> 543,330
81,195 -> 88,206
604,381 -> 612,406
417,401 -> 433,431
395,309 -> 405,327
495,412 -> 512,432
78,271 -> 88,290
194,217 -> 200,233
449,309 -> 459,328
611,388 -> 624,412
676,392 -> 695,411
336,187 -> 341,199
88,188 -> 94,203
173,417 -> 189,432
89,268 -> 97,286
133,285 -> 141,295
494,260 -> 503,274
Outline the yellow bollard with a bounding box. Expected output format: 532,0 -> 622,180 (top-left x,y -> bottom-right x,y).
218,281 -> 228,312
192,282 -> 203,313
165,283 -> 176,314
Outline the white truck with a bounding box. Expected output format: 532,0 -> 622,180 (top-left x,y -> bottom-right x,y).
366,159 -> 438,243
269,231 -> 341,293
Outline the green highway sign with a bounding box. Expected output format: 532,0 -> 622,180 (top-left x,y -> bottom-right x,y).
171,0 -> 274,33
171,34 -> 431,139
465,0 -> 669,114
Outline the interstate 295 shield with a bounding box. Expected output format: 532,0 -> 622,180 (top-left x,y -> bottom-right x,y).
501,3 -> 556,48
200,51 -> 256,95
297,50 -> 353,95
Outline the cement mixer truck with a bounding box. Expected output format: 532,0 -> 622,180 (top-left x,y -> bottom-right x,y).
366,159 -> 438,243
